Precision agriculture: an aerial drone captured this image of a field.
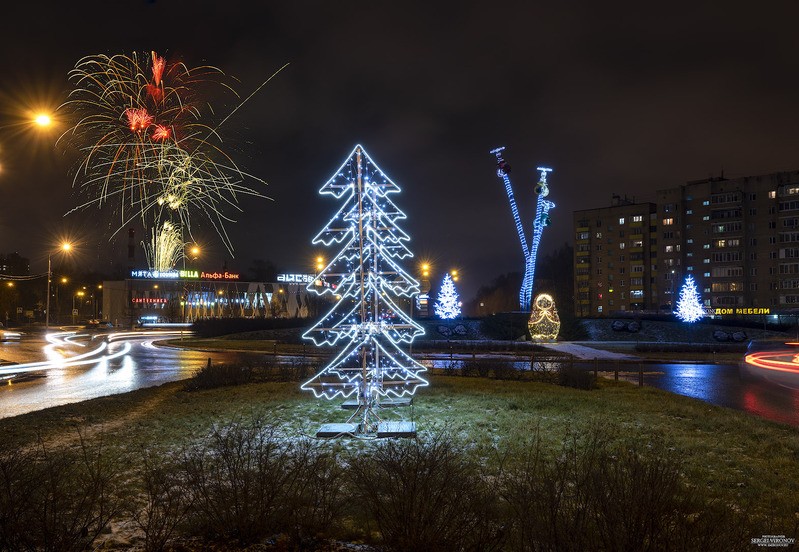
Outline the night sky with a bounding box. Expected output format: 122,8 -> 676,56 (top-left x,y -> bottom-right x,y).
1,1 -> 799,300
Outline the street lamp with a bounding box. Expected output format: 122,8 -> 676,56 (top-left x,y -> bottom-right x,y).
73,290 -> 85,323
34,113 -> 52,127
451,269 -> 459,282
45,242 -> 72,331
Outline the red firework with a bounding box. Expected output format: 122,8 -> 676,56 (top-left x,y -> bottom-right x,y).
151,51 -> 165,85
151,124 -> 171,140
124,107 -> 153,132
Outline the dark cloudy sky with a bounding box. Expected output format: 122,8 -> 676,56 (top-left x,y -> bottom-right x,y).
1,1 -> 799,299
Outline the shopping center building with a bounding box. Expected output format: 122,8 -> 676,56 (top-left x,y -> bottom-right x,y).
102,268 -> 325,326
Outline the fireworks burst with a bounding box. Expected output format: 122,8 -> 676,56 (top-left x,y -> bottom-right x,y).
57,51 -> 276,262
145,220 -> 184,272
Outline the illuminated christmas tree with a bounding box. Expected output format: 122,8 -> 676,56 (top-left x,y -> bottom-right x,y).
676,274 -> 705,323
434,273 -> 461,319
302,145 -> 427,437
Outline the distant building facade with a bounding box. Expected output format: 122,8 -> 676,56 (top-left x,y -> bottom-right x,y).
0,253 -> 29,276
574,197 -> 658,316
574,170 -> 799,317
103,268 -> 325,326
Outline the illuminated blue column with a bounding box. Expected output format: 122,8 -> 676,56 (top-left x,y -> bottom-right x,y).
491,148 -> 555,311
522,168 -> 555,311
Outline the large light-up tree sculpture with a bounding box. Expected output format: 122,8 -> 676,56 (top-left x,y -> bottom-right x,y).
302,145 -> 427,437
491,147 -> 555,311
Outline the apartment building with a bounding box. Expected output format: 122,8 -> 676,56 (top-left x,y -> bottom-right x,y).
574,170 -> 799,317
574,197 -> 658,316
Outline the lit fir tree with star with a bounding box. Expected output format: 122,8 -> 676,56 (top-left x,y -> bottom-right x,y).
434,273 -> 461,319
675,274 -> 705,323
302,145 -> 427,437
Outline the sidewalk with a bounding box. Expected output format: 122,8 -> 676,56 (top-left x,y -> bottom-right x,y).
537,342 -> 639,360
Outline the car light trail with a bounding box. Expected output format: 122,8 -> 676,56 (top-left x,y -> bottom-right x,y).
0,329 -> 186,377
0,342 -> 132,376
744,349 -> 799,374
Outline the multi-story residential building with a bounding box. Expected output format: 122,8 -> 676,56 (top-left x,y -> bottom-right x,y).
574,170 -> 799,317
573,197 -> 658,316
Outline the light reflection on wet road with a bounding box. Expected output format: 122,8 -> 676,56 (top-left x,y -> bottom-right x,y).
634,362 -> 799,427
0,332 -> 263,419
4,333 -> 799,427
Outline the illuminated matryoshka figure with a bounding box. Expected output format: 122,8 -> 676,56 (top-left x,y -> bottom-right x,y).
528,293 -> 560,341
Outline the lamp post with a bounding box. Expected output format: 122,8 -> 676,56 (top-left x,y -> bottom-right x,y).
73,290 -> 85,324
45,242 -> 72,331
182,245 -> 200,323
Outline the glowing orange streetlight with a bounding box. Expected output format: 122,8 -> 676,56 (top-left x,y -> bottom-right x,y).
34,113 -> 52,127
451,269 -> 459,282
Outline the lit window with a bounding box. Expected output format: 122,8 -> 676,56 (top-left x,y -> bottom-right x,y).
662,218 -> 674,225
769,190 -> 776,199
619,217 -> 625,225
632,215 -> 643,222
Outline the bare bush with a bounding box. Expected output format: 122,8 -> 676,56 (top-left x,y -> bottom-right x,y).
348,434 -> 505,552
281,438 -> 349,545
183,361 -> 254,391
180,417 -> 310,545
0,446 -> 37,550
0,434 -> 122,552
499,427 -> 750,551
128,451 -> 194,552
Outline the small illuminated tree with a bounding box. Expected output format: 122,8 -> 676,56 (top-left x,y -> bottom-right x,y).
676,274 -> 704,323
302,145 -> 427,437
434,273 -> 461,319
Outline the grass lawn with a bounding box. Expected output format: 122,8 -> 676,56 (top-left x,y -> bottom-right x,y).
2,371 -> 798,525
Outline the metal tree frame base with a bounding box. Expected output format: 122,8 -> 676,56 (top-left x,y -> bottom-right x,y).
316,396 -> 416,439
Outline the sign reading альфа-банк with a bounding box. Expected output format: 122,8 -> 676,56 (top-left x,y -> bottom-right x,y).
130,269 -> 240,281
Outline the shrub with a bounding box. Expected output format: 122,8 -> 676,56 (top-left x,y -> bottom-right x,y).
281,439 -> 349,545
557,364 -> 597,390
184,361 -> 254,391
347,434 -> 506,552
0,435 -> 122,552
180,417 -> 316,545
498,427 -> 751,551
480,313 -> 529,340
191,317 -> 307,338
128,451 -> 194,552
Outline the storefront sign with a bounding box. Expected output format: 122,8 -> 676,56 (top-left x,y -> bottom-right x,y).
201,271 -> 240,280
130,269 -> 240,281
132,298 -> 168,304
277,273 -> 317,284
713,307 -> 771,316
